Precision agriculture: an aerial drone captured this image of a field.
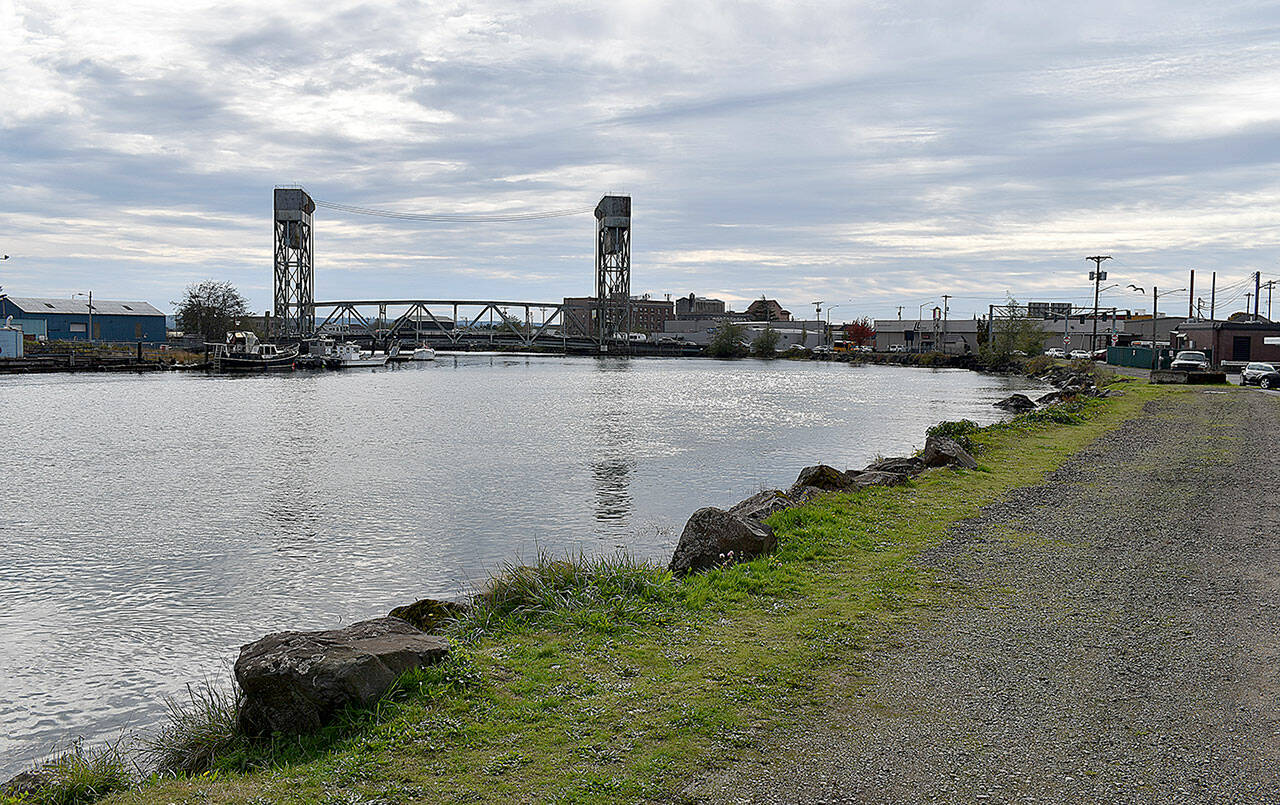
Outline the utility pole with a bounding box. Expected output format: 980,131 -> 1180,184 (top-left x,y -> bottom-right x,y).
1264,280 -> 1276,321
1246,292 -> 1253,318
1255,271 -> 1261,320
896,305 -> 903,320
1188,269 -> 1195,320
941,294 -> 951,353
1087,255 -> 1111,351
1210,272 -> 1216,322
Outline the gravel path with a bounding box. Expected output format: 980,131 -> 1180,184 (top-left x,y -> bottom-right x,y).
692,388 -> 1280,803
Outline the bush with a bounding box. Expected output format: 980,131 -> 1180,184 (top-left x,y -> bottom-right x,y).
750,327 -> 780,358
707,323 -> 747,359
926,419 -> 982,453
141,680 -> 241,776
1024,354 -> 1055,375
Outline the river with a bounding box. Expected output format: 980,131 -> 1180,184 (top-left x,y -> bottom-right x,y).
0,355 -> 1047,775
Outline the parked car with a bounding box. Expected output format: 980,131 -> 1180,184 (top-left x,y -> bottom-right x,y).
888,344 -> 907,353
1170,350 -> 1209,370
812,345 -> 834,355
1091,348 -> 1108,361
1046,347 -> 1066,358
1241,362 -> 1279,386
1069,349 -> 1091,360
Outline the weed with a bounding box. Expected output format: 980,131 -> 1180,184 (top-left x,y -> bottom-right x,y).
140,679 -> 241,776
3,740 -> 132,805
925,419 -> 982,453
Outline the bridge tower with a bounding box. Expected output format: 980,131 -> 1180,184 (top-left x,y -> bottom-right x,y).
594,195 -> 631,344
274,187 -> 315,337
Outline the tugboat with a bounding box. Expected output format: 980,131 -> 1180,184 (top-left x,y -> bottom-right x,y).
211,331 -> 297,371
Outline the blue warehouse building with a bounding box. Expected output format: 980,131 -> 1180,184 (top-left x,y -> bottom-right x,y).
0,296 -> 167,343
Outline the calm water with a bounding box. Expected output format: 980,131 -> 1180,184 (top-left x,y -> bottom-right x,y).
0,355 -> 1046,774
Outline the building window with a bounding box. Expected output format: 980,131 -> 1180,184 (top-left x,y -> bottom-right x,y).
70,322 -> 87,333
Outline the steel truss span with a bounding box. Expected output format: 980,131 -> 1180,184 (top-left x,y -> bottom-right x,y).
312,300 -> 568,348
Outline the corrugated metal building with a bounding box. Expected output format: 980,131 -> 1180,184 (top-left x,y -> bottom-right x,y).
0,296 -> 166,342
0,326 -> 23,358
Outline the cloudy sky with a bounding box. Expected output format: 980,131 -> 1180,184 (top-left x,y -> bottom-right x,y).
3,0 -> 1279,321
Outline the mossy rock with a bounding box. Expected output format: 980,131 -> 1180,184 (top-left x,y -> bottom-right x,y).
389,597 -> 470,632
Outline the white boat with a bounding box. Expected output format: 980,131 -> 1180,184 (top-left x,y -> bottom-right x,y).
389,344 -> 436,362
324,342 -> 388,368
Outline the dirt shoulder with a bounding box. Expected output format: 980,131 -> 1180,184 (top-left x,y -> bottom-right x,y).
691,388 -> 1280,803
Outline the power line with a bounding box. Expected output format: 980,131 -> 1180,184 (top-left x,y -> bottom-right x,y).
314,199 -> 595,223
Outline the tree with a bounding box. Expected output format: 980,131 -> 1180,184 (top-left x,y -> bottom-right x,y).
751,326 -> 781,358
980,297 -> 1046,367
176,280 -> 250,340
707,322 -> 747,358
844,317 -> 875,346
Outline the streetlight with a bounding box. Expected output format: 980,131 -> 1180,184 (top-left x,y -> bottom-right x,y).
74,291 -> 93,344
826,305 -> 840,347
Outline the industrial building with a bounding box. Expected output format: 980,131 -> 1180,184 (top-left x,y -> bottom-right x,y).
0,296 -> 166,342
562,295 -> 674,337
1174,319 -> 1280,364
675,294 -> 726,319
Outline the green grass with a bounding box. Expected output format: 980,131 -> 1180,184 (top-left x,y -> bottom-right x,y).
2,740 -> 132,805
92,382 -> 1186,805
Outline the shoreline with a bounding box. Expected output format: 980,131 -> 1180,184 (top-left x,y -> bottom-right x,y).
4,361 -> 1122,801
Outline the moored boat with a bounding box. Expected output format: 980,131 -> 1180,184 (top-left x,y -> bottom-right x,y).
211,332 -> 297,371
387,343 -> 436,362
324,341 -> 388,368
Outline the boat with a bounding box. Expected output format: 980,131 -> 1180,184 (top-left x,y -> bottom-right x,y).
324,341 -> 388,368
387,343 -> 436,362
211,331 -> 297,371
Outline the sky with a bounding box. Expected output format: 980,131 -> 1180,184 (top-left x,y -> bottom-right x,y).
3,0 -> 1280,322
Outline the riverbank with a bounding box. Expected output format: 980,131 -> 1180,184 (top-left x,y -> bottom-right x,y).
16,373 -> 1174,803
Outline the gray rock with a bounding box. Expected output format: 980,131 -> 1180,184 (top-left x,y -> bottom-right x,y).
669,507 -> 776,575
994,393 -> 1036,411
1036,390 -> 1069,405
729,489 -> 797,530
388,597 -> 469,633
791,463 -> 861,492
864,456 -> 925,476
235,617 -> 449,736
920,435 -> 979,470
3,769 -> 52,798
850,470 -> 910,488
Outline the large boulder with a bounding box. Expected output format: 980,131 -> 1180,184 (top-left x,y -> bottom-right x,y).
791,464 -> 861,492
388,597 -> 469,633
993,393 -> 1036,412
920,435 -> 978,470
728,489 -> 797,531
1036,390 -> 1069,405
864,456 -> 925,476
669,507 -> 776,575
235,617 -> 449,736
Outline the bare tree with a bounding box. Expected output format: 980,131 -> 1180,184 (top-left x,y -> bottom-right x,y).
175,281 -> 250,340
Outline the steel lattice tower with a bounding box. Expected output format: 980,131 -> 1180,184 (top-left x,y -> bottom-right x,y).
594,195 -> 631,344
274,187 -> 315,337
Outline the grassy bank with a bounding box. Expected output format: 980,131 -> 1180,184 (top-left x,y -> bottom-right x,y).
53,381 -> 1183,805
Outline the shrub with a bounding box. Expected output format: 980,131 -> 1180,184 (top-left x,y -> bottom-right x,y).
140,679 -> 242,776
1024,354 -> 1055,375
750,327 -> 781,358
926,419 -> 982,453
707,323 -> 747,359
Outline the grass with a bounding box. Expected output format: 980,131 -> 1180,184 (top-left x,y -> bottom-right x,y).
81,381 -> 1189,804
1,740 -> 132,805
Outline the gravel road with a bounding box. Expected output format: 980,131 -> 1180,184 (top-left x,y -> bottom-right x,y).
691,388 -> 1280,803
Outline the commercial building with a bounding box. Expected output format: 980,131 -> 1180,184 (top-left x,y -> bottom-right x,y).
874,319 -> 983,354
675,294 -> 726,319
662,317 -> 826,348
562,295 -> 675,337
0,296 -> 166,342
1173,319 -> 1280,364
743,298 -> 791,322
